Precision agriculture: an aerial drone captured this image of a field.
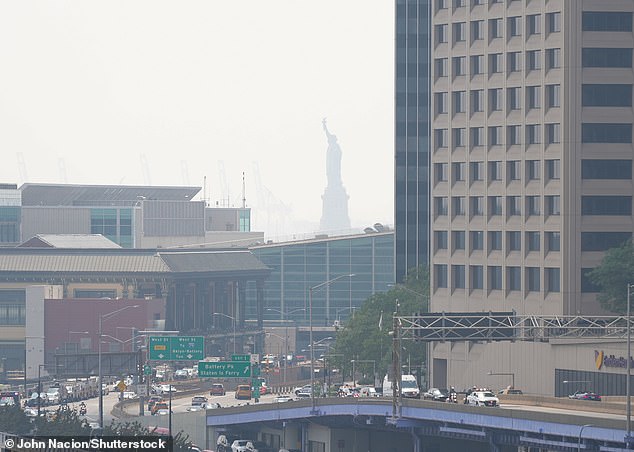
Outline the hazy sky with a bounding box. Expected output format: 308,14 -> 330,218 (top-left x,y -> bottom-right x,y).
0,2 -> 394,240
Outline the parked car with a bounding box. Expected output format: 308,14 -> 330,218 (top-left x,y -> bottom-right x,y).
423,388 -> 449,402
210,383 -> 226,396
466,390 -> 499,407
568,391 -> 601,401
235,384 -> 252,400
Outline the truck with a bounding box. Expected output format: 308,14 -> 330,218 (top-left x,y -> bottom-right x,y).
382,374 -> 420,399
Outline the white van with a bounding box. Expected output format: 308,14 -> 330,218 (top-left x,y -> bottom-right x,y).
382,374 -> 420,399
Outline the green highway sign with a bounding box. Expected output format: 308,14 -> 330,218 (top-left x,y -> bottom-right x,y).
143,365 -> 152,376
149,336 -> 204,361
231,354 -> 250,362
198,361 -> 251,378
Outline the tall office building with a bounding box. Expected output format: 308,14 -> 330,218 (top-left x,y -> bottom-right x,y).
395,0 -> 433,282
429,0 -> 634,394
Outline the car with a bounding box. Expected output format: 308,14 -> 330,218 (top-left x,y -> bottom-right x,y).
274,395 -> 293,403
191,396 -> 208,407
568,391 -> 601,401
235,384 -> 252,400
245,441 -> 274,452
159,384 -> 176,394
210,383 -> 226,396
231,439 -> 252,452
466,390 -> 499,407
186,405 -> 205,412
359,387 -> 379,397
147,395 -> 163,411
499,387 -> 524,395
294,385 -> 312,397
423,388 -> 449,402
155,408 -> 170,416
174,369 -> 189,380
151,402 -> 169,415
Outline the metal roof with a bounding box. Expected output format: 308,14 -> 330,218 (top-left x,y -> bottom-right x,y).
0,248 -> 270,275
20,183 -> 201,206
19,234 -> 121,249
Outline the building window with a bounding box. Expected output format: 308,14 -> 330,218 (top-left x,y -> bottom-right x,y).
470,55 -> 484,76
508,267 -> 521,291
527,160 -> 540,180
546,159 -> 560,180
546,195 -> 561,216
471,127 -> 484,146
453,128 -> 466,147
453,265 -> 466,289
435,197 -> 448,216
453,230 -> 466,250
508,231 -> 521,251
527,14 -> 541,35
582,48 -> 633,68
490,53 -> 503,74
527,50 -> 541,71
527,231 -> 540,251
471,265 -> 484,290
527,86 -> 541,109
489,266 -> 503,290
453,57 -> 467,76
452,162 -> 466,182
508,16 -> 522,37
489,161 -> 502,181
435,129 -> 448,149
508,52 -> 522,72
582,160 -> 632,179
527,196 -> 540,216
546,231 -> 560,252
452,197 -> 466,217
489,196 -> 503,216
436,92 -> 448,114
508,125 -> 521,146
582,12 -> 633,32
454,22 -> 466,42
471,230 -> 484,250
489,231 -> 502,250
453,91 -> 466,113
546,268 -> 560,293
506,196 -> 522,216
582,196 -> 632,216
435,163 -> 448,183
471,20 -> 484,41
582,84 -> 632,107
435,58 -> 449,78
526,124 -> 542,144
527,267 -> 540,292
436,24 -> 448,44
239,209 -> 250,232
508,87 -> 521,110
470,197 -> 484,216
471,89 -> 484,112
546,123 -> 561,144
489,88 -> 503,111
435,230 -> 448,250
546,84 -> 560,108
490,18 -> 503,39
489,126 -> 502,146
507,160 -> 521,181
471,161 -> 484,181
581,268 -> 600,293
547,48 -> 561,69
437,0 -> 448,10
581,232 -> 631,251
546,12 -> 561,33
582,123 -> 633,143
435,264 -> 448,288
453,0 -> 466,8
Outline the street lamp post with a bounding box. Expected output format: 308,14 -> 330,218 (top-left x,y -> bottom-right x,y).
99,305 -> 139,429
213,312 -> 236,355
309,274 -> 354,414
578,424 -> 593,452
625,284 -> 634,449
37,364 -> 45,417
266,307 -> 305,383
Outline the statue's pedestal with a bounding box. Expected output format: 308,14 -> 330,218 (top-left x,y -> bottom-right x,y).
320,184 -> 350,233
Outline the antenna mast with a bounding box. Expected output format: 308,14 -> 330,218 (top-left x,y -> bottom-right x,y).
242,172 -> 246,208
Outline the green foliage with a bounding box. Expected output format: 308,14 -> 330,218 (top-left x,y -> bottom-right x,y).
0,405 -> 31,435
104,420 -> 193,452
32,405 -> 91,435
331,265 -> 429,381
589,240 -> 634,313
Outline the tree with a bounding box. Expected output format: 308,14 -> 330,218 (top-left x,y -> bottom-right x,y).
331,265 -> 429,383
0,405 -> 31,435
589,240 -> 634,313
103,420 -> 193,451
32,405 -> 91,435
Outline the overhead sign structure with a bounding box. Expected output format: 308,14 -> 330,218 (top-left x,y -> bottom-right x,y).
149,336 -> 204,361
198,361 -> 251,378
231,354 -> 250,362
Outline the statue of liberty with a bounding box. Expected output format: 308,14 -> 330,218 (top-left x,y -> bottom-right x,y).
320,118 -> 350,233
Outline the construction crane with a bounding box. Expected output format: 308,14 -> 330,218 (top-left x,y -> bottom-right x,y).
251,161 -> 292,239
16,153 -> 28,184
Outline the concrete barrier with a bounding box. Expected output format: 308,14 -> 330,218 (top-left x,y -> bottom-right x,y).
498,394 -> 626,415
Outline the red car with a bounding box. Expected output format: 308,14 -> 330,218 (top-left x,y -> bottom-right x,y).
209,383 -> 225,396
